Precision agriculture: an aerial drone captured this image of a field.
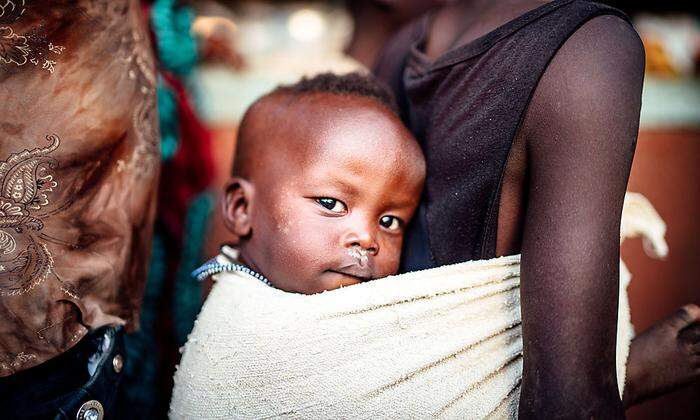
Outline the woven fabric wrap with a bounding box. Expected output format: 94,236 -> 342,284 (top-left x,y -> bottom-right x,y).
170,193 -> 666,419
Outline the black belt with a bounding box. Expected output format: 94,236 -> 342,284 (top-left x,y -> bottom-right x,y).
0,325 -> 126,420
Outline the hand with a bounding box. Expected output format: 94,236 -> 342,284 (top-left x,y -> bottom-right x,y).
623,304 -> 700,407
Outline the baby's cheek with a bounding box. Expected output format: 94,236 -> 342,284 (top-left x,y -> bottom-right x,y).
273,218 -> 336,286
376,240 -> 402,278
270,203 -> 295,236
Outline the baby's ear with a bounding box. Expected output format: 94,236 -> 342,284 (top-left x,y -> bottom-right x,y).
222,177 -> 254,243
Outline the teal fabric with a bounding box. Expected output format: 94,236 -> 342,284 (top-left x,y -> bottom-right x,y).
157,77 -> 180,161
172,191 -> 215,346
123,1 -> 208,416
151,0 -> 198,77
123,234 -> 167,418
151,0 -> 199,162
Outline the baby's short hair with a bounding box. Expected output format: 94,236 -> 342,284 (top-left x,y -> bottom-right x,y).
233,72 -> 400,177
273,72 -> 399,116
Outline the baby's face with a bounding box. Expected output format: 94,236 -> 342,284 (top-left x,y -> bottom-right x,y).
232,94 -> 425,294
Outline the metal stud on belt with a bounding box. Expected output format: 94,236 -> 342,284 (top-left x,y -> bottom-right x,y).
76,400 -> 104,420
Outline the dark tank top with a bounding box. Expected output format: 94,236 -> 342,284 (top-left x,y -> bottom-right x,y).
374,0 -> 629,271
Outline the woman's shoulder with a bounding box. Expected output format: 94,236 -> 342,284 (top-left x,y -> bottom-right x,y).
521,11 -> 645,162
526,12 -> 645,130
566,13 -> 644,61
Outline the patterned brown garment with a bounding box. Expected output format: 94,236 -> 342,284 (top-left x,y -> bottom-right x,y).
0,0 -> 159,376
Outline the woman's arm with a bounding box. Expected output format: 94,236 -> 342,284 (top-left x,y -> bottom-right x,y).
517,15 -> 645,418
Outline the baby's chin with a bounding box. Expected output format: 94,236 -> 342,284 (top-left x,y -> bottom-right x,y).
280,271 -> 370,295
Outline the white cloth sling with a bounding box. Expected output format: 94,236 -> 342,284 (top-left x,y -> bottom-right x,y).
170,193 -> 666,419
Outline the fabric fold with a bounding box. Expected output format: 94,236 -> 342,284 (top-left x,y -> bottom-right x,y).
170,192 -> 665,419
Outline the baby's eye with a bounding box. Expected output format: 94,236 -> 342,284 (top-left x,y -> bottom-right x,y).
316,198 -> 347,214
379,215 -> 402,231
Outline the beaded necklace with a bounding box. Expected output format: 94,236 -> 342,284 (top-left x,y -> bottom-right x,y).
192,258 -> 272,287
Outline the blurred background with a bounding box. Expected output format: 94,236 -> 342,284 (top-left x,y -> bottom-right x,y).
136,0 -> 699,417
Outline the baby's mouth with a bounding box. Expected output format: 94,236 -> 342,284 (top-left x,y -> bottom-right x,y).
329,246 -> 376,281
329,264 -> 374,282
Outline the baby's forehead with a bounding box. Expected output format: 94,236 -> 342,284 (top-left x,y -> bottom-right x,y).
243,92 -> 424,187
262,93 -> 409,150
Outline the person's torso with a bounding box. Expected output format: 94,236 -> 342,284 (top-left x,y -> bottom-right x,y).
0,0 -> 159,376
374,0 -> 628,271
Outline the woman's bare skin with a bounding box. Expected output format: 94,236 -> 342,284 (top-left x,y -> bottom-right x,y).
622,304 -> 700,406
345,0 -> 444,68
420,0 -> 700,416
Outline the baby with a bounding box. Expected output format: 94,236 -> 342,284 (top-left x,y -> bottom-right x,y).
219,72 -> 425,293
194,72 -> 700,408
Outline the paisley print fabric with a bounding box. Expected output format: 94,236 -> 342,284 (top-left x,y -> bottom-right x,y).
0,0 -> 159,376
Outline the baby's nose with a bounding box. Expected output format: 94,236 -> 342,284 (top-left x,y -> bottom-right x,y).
344,229 -> 379,256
